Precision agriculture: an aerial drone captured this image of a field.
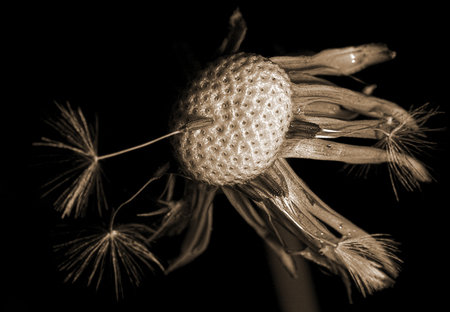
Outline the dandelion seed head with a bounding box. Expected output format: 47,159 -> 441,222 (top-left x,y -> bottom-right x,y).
170,53 -> 293,186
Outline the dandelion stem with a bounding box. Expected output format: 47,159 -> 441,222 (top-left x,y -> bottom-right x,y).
97,117 -> 213,160
98,131 -> 182,160
109,177 -> 155,231
109,162 -> 170,231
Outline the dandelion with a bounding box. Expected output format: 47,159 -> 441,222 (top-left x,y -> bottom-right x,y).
37,8 -> 440,302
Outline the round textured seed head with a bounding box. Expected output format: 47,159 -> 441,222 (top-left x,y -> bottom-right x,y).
170,53 -> 293,186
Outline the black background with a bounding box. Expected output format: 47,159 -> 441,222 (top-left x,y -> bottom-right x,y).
4,2 -> 449,312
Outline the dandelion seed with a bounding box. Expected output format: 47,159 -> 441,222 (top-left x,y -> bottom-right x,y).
341,103 -> 440,199
34,101 -> 106,218
55,224 -> 163,300
34,100 -> 211,219
373,104 -> 439,197
333,235 -> 401,298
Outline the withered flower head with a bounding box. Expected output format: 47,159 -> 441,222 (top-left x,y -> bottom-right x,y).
36,8 -> 439,302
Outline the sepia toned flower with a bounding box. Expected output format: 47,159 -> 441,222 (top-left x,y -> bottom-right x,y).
36,8 -> 439,302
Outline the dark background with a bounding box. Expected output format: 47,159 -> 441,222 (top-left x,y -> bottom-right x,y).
4,3 -> 449,311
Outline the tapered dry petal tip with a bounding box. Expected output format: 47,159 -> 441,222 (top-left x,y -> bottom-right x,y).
365,43 -> 396,60
390,50 -> 397,59
350,43 -> 396,71
230,7 -> 245,27
214,7 -> 247,58
407,157 -> 432,183
302,43 -> 398,76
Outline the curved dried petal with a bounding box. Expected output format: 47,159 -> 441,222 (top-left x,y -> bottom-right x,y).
291,83 -> 415,127
271,43 -> 395,76
302,102 -> 360,120
298,116 -> 382,139
287,71 -> 336,86
166,181 -> 218,273
233,159 -> 402,298
214,7 -> 247,58
223,187 -> 298,277
280,138 -> 431,185
281,138 -> 393,163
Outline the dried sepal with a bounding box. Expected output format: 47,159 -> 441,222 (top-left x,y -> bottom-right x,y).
280,138 -> 394,164
297,246 -> 354,302
291,83 -> 413,125
271,43 -> 395,76
214,7 -> 247,58
287,71 -> 337,86
273,159 -> 402,297
139,174 -> 197,240
286,119 -> 321,140
223,187 -> 298,277
233,159 -> 402,299
109,162 -> 171,227
300,116 -> 382,140
280,135 -> 431,197
302,102 -> 359,120
165,181 -> 218,273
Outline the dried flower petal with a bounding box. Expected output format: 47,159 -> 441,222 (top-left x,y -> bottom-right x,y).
271,43 -> 396,75
166,181 -> 218,273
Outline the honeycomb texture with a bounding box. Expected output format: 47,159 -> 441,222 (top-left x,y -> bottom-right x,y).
170,53 -> 293,186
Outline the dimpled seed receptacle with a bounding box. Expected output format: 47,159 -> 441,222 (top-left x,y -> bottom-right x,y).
170,53 -> 293,186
